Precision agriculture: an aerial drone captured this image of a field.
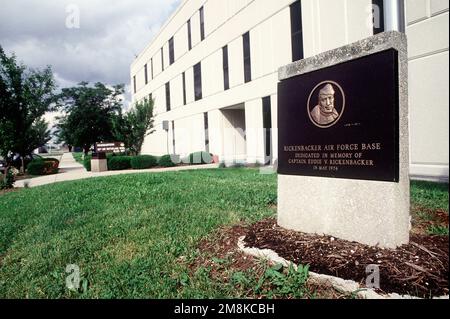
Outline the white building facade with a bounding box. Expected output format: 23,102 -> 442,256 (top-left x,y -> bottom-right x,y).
130,0 -> 449,181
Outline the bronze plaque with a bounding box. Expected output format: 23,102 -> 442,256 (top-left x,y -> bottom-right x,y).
278,49 -> 399,182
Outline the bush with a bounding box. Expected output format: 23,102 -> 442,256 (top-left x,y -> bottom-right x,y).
158,155 -> 177,167
26,161 -> 45,175
107,156 -> 132,171
83,155 -> 92,172
0,169 -> 15,190
26,158 -> 59,176
188,151 -> 212,165
130,155 -> 158,170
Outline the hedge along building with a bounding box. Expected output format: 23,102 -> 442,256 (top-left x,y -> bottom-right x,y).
130,0 -> 449,181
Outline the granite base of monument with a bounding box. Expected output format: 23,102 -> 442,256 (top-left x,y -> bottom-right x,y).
91,159 -> 108,172
277,32 -> 410,248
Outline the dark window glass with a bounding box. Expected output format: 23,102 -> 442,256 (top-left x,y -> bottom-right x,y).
200,7 -> 205,41
182,72 -> 187,105
144,64 -> 148,85
151,58 -> 154,79
262,96 -> 272,164
169,37 -> 175,65
372,0 -> 385,34
187,19 -> 192,50
290,1 -> 304,62
243,32 -> 251,83
165,82 -> 171,112
161,47 -> 164,71
149,93 -> 152,102
172,121 -> 176,154
133,75 -> 136,93
204,112 -> 209,152
194,62 -> 202,101
222,45 -> 229,90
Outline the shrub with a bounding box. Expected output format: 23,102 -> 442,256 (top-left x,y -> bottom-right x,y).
26,158 -> 59,176
158,155 -> 177,167
130,155 -> 158,170
26,161 -> 45,175
107,156 -> 132,171
83,155 -> 92,172
188,151 -> 212,165
0,169 -> 15,190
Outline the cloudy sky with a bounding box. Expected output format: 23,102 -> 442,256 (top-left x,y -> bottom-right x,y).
0,0 -> 181,108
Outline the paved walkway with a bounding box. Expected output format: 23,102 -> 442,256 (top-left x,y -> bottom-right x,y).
15,153 -> 219,188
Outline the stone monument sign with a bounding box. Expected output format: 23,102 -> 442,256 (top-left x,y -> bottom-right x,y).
277,32 -> 410,248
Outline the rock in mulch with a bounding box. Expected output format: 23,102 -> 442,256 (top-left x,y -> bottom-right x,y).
244,218 -> 448,298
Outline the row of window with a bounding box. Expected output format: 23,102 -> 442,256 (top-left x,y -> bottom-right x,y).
163,29 -> 249,112
165,60 -> 201,112
134,6 -> 205,94
134,1 -> 303,95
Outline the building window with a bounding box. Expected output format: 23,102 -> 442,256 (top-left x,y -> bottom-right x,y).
172,121 -> 176,154
262,96 -> 272,164
161,47 -> 164,71
133,75 -> 136,94
165,82 -> 171,112
204,112 -> 209,153
290,1 -> 304,62
194,62 -> 202,101
199,6 -> 205,41
222,45 -> 229,90
169,37 -> 175,65
182,72 -> 187,105
144,64 -> 148,85
151,58 -> 154,79
187,19 -> 192,50
243,32 -> 251,83
149,93 -> 152,102
372,0 -> 385,34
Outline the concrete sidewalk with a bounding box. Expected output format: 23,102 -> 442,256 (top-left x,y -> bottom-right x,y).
15,153 -> 219,188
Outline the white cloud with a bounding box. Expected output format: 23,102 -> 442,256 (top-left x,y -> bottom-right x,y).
0,0 -> 181,92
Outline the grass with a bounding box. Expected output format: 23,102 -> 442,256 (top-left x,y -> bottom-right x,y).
411,181 -> 449,236
72,152 -> 84,165
0,169 -> 277,298
427,225 -> 449,236
411,181 -> 449,211
0,171 -> 447,299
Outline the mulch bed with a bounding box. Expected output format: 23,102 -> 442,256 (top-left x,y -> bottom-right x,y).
244,218 -> 449,298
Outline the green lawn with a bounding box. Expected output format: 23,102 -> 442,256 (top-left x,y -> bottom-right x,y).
72,152 -> 84,165
411,180 -> 448,211
0,170 -> 447,299
0,169 -> 276,298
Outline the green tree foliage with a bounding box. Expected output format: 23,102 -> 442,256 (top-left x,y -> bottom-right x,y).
0,45 -> 55,173
112,98 -> 155,155
55,82 -> 124,154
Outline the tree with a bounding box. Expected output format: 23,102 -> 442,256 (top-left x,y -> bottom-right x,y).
0,45 -> 55,173
112,98 -> 155,155
55,82 -> 124,154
